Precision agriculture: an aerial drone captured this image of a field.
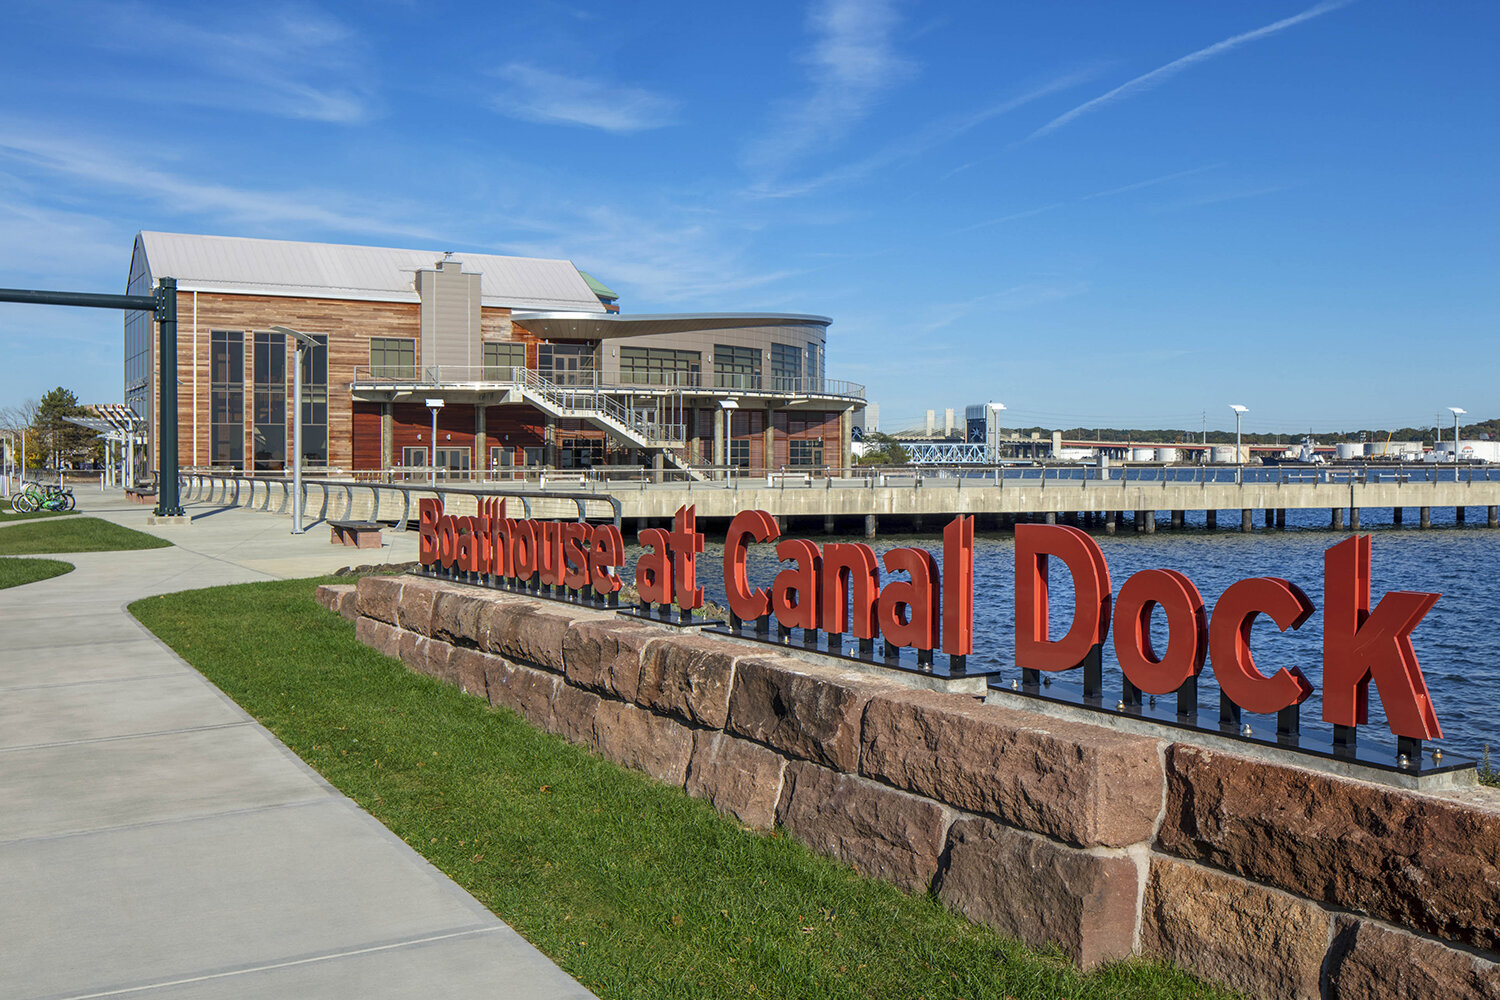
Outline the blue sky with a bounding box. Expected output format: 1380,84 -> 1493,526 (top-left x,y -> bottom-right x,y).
0,1 -> 1495,436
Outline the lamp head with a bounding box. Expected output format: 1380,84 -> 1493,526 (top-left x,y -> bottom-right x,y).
425,398 -> 445,409
1228,404 -> 1249,414
1449,407 -> 1466,416
270,325 -> 321,350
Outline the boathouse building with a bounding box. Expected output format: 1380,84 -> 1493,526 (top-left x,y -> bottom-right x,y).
124,232 -> 864,481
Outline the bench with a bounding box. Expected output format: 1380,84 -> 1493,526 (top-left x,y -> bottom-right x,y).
124,487 -> 157,505
329,519 -> 384,549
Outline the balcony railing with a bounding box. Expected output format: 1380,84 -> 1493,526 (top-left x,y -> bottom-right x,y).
350,365 -> 866,401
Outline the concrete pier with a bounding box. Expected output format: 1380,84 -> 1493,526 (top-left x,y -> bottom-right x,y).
1104,512 -> 1116,535
1206,510 -> 1217,530
1171,510 -> 1185,529
1241,509 -> 1253,533
1275,508 -> 1286,528
823,515 -> 835,534
864,513 -> 876,538
1350,508 -> 1361,531
1421,507 -> 1431,528
1332,507 -> 1345,530
1457,506 -> 1466,525
1263,508 -> 1273,528
1490,506 -> 1498,528
1394,507 -> 1403,525
1045,511 -> 1057,525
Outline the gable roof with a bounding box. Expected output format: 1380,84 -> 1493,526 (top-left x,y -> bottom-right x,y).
132,232 -> 607,313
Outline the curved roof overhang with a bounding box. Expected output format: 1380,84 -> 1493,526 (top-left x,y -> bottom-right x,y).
507,311 -> 832,341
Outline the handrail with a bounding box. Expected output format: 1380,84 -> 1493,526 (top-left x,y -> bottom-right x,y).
183,472 -> 623,530
348,364 -> 866,401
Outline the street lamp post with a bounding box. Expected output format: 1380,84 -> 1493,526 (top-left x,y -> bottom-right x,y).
1448,407 -> 1466,463
1229,404 -> 1249,482
426,398 -> 445,484
271,326 -> 323,534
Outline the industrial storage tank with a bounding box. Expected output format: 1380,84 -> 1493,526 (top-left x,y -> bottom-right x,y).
1155,447 -> 1178,463
1130,447 -> 1157,462
1336,443 -> 1365,461
1211,445 -> 1239,463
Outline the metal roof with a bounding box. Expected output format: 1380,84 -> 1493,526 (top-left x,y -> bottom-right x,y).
133,232 -> 607,313
577,270 -> 618,301
508,311 -> 831,341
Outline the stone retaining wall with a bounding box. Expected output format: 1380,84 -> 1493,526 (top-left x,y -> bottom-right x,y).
318,575 -> 1500,999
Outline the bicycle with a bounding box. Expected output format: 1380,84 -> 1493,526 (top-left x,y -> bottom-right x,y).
11,482 -> 74,513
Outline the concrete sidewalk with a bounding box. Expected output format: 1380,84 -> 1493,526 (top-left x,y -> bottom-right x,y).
0,489 -> 596,999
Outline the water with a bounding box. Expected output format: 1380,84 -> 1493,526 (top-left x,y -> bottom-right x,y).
669,507 -> 1500,762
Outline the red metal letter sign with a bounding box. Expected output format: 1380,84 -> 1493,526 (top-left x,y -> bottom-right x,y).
456,516 -> 480,573
669,505 -> 705,610
1208,577 -> 1315,714
511,520 -> 538,580
724,509 -> 779,621
1014,525 -> 1112,671
1322,536 -> 1442,739
942,515 -> 974,655
589,524 -> 624,594
1113,569 -> 1206,695
878,547 -> 940,649
636,527 -> 673,605
418,498 -> 441,564
772,539 -> 822,631
821,543 -> 880,639
537,521 -> 564,586
561,522 -> 590,590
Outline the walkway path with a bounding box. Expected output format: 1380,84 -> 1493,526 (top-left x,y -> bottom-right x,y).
0,489 -> 595,999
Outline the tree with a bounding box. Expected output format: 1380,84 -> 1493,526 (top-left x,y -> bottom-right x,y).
33,388 -> 94,470
856,432 -> 910,466
0,399 -> 39,470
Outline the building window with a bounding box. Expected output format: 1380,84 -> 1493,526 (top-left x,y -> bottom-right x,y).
714,345 -> 760,389
210,330 -> 244,467
537,341 -> 596,385
559,436 -> 603,468
369,337 -> 415,379
252,331 -> 286,471
789,437 -> 823,467
728,439 -> 750,469
435,447 -> 470,476
402,446 -> 427,468
771,343 -> 802,391
620,346 -> 700,386
482,342 -> 525,380
806,342 -> 822,388
299,334 -> 328,466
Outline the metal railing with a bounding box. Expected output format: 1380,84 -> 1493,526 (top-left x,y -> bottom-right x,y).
349,364 -> 866,401
180,472 -> 622,531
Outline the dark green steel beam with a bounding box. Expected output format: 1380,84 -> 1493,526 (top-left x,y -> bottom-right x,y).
0,288 -> 157,312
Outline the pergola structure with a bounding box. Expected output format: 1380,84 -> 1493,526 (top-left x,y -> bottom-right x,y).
64,404 -> 147,488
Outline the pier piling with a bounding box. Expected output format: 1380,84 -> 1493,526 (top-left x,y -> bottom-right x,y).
1490,506 -> 1497,528
1263,508 -> 1273,528
1420,507 -> 1431,528
1171,510 -> 1185,529
1275,508 -> 1286,528
864,514 -> 877,538
1457,506 -> 1466,525
1241,508 -> 1253,533
1350,508 -> 1361,531
1394,507 -> 1403,525
1104,512 -> 1116,535
1206,509 -> 1216,530
1331,507 -> 1345,530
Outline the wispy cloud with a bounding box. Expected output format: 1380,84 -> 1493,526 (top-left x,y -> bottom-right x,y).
1079,164 -> 1224,201
748,69 -> 1095,199
948,203 -> 1065,236
0,125 -> 445,242
1024,0 -> 1355,142
490,64 -> 679,132
79,2 -> 372,123
744,0 -> 913,177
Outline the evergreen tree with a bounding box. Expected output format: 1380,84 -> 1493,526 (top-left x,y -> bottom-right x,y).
33,387 -> 93,469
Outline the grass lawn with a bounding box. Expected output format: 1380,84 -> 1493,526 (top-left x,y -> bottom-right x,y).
130,578 -> 1238,1000
0,517 -> 170,555
0,557 -> 73,589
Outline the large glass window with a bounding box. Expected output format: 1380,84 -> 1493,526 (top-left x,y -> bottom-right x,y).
210,330 -> 244,467
483,342 -> 526,380
252,331 -> 286,471
620,347 -> 700,386
789,437 -> 823,468
537,341 -> 596,385
714,345 -> 760,389
369,337 -> 415,379
728,439 -> 750,469
771,343 -> 802,391
805,342 -> 822,388
299,334 -> 329,466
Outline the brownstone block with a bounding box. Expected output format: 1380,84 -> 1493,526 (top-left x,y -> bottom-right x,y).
1158,744 -> 1500,952
685,730 -> 787,830
589,699 -> 694,787
861,688 -> 1163,848
1325,915 -> 1500,999
357,575 -> 403,625
336,590 -> 358,621
484,601 -> 576,672
549,683 -> 602,745
446,647 -> 493,699
1141,855 -> 1330,1000
314,583 -> 353,613
354,616 -> 402,660
484,658 -> 558,730
728,657 -> 888,772
638,634 -> 738,728
936,817 -> 1139,971
397,629 -> 424,674
395,578 -> 440,634
431,589 -> 484,646
776,760 -> 951,893
562,620 -> 656,701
